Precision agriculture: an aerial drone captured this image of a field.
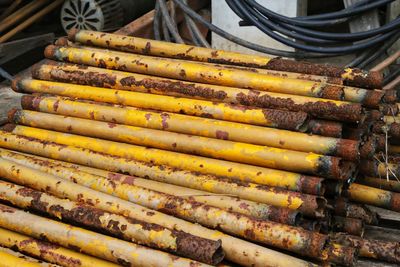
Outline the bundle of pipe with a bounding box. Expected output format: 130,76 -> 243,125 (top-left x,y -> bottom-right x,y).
1,29 -> 400,266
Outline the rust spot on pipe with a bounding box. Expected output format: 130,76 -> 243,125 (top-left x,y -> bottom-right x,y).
332,216 -> 364,236
305,119 -> 342,138
333,233 -> 400,264
334,198 -> 379,225
261,109 -> 308,131
236,91 -> 362,122
319,84 -> 343,100
264,58 -> 382,89
363,90 -> 384,108
335,139 -> 360,161
359,136 -> 377,159
383,90 -> 398,103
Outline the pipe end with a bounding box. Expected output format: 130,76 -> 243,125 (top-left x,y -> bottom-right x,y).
55,37 -> 69,46
21,95 -> 40,110
1,123 -> 16,132
68,28 -> 79,42
7,108 -> 18,123
44,45 -> 57,59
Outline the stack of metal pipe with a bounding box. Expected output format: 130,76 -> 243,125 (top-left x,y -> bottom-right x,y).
0,29 -> 399,266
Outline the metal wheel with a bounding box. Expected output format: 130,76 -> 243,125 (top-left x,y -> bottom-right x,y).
61,0 -> 123,32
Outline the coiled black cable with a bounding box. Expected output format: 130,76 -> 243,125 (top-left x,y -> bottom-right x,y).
229,0 -> 398,54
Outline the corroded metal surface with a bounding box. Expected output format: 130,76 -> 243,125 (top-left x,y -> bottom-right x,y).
0,131 -> 327,218
0,180 -> 224,265
3,124 -> 334,193
0,203 -> 211,267
13,78 -> 310,131
0,227 -> 118,267
0,156 -> 318,267
68,29 -> 382,89
0,148 -> 301,226
32,61 -> 364,122
9,110 -> 354,179
20,95 -> 358,158
332,233 -> 400,264
334,197 -> 378,225
346,183 -> 400,212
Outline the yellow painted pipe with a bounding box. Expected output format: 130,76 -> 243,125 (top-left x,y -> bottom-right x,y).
0,203 -> 211,267
14,78 -> 309,131
358,176 -> 400,193
0,148 -> 300,225
32,61 -> 363,122
4,124 -> 332,192
43,45 -> 332,98
0,180 -> 224,265
0,248 -> 45,267
0,247 -> 59,267
67,29 -> 382,89
11,109 -> 345,179
0,154 -> 317,267
57,35 -> 344,85
20,95 -> 356,159
0,161 -> 327,259
346,183 -> 400,212
0,227 -> 118,267
0,131 -> 326,217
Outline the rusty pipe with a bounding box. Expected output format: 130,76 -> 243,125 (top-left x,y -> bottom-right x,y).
372,121 -> 400,140
332,233 -> 400,264
0,180 -> 224,265
0,130 -> 326,217
346,183 -> 400,212
68,29 -> 382,89
20,95 -> 354,158
56,36 -> 345,85
333,197 -> 378,225
0,227 -> 119,267
0,247 -> 48,267
32,61 -> 364,122
9,109 -> 354,178
0,154 -> 319,267
0,148 -> 301,225
0,203 -> 211,267
359,176 -> 400,193
0,162 -> 328,260
4,123 -> 335,192
44,44 -> 378,101
332,216 -> 364,236
13,78 -> 310,132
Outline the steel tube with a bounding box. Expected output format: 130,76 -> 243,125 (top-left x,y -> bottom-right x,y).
333,197 -> 378,225
3,124 -> 335,190
20,95 -> 353,157
0,247 -> 58,267
68,29 -> 382,88
13,78 -> 309,131
0,180 -> 224,265
372,121 -> 400,140
0,148 -> 300,225
0,203 -> 211,267
0,162 -> 327,259
32,61 -> 364,121
56,36 -> 345,85
0,131 -> 326,217
0,154 -> 318,267
346,183 -> 400,212
333,233 -> 400,264
0,227 -> 119,267
44,44 -> 376,101
0,248 -> 45,267
358,176 -> 400,193
10,109 -> 351,178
